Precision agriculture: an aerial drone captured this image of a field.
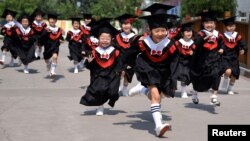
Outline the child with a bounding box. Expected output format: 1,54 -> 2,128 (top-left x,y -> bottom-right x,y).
167,15 -> 181,41
14,13 -> 36,73
38,13 -> 64,77
175,22 -> 196,98
80,22 -> 122,116
126,4 -> 179,137
66,17 -> 84,73
114,14 -> 137,96
190,11 -> 223,106
80,13 -> 93,35
31,8 -> 47,60
0,9 -> 18,66
220,16 -> 248,94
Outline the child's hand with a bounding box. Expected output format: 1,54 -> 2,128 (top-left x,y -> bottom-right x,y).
240,49 -> 245,55
189,50 -> 193,55
139,36 -> 145,41
218,49 -> 224,54
87,54 -> 94,63
79,40 -> 82,43
59,40 -> 64,43
71,36 -> 74,40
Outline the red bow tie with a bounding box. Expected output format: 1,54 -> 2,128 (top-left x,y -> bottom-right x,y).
151,50 -> 162,56
101,54 -> 109,59
182,45 -> 189,49
229,38 -> 235,43
123,38 -> 129,42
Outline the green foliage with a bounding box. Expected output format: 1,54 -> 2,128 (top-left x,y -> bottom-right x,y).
0,0 -> 80,19
181,0 -> 238,18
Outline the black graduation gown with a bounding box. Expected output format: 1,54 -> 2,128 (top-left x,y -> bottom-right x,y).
175,40 -> 196,85
125,36 -> 179,97
190,30 -> 223,91
114,33 -> 138,83
13,27 -> 36,65
38,27 -> 63,60
80,46 -> 124,107
220,33 -> 248,79
0,25 -> 18,58
81,35 -> 98,57
66,30 -> 84,62
31,21 -> 47,43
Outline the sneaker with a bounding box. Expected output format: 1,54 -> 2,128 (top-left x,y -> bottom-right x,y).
96,105 -> 104,116
181,92 -> 188,98
228,90 -> 234,95
155,123 -> 171,137
210,95 -> 221,106
74,68 -> 79,74
129,83 -> 146,96
23,68 -> 29,74
192,91 -> 199,104
50,72 -> 56,77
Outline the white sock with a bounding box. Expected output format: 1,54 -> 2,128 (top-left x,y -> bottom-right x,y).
9,56 -> 14,63
38,47 -> 42,57
192,90 -> 198,99
123,85 -> 128,90
151,103 -> 162,128
24,65 -> 28,70
181,82 -> 187,93
228,83 -> 234,92
51,63 -> 57,74
1,50 -> 6,62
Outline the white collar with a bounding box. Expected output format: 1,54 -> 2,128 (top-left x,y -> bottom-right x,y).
83,23 -> 91,31
143,35 -> 170,55
48,26 -> 59,33
90,36 -> 99,44
33,20 -> 44,27
18,26 -> 31,35
120,32 -> 135,39
179,38 -> 194,47
224,32 -> 238,39
70,29 -> 81,35
95,46 -> 115,59
202,29 -> 219,38
3,21 -> 15,29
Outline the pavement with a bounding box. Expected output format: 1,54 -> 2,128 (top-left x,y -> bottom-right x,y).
0,41 -> 250,141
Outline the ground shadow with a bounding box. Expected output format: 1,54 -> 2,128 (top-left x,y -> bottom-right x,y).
80,85 -> 88,90
184,102 -> 218,114
82,108 -> 127,116
113,111 -> 172,137
16,69 -> 40,74
44,74 -> 65,82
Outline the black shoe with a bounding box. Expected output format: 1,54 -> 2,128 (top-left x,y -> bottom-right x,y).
192,98 -> 199,104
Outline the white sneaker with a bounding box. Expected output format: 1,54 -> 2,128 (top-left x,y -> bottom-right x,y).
181,92 -> 188,98
191,91 -> 199,104
210,95 -> 221,106
74,68 -> 79,74
129,83 -> 146,96
96,105 -> 104,116
23,68 -> 29,74
155,123 -> 171,137
228,91 -> 234,95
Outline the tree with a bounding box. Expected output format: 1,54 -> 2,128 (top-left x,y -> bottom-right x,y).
181,0 -> 238,18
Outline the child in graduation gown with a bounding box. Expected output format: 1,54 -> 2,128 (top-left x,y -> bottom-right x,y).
0,9 -> 18,67
80,22 -> 123,116
190,11 -> 224,106
66,17 -> 84,74
125,4 -> 179,137
175,22 -> 196,98
13,13 -> 36,74
114,14 -> 138,96
167,15 -> 181,41
38,13 -> 64,77
31,8 -> 47,60
220,16 -> 248,95
80,13 -> 93,36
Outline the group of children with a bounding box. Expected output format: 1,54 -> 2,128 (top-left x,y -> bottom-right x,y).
0,3 -> 248,138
